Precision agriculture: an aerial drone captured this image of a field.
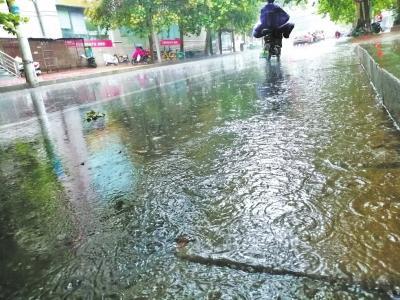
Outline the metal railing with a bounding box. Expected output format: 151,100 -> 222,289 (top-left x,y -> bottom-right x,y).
0,50 -> 20,77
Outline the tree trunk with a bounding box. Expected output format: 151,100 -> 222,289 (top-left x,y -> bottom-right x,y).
179,24 -> 185,53
153,30 -> 162,63
355,0 -> 371,31
147,14 -> 161,63
218,29 -> 222,55
205,28 -> 211,56
363,0 -> 371,31
209,29 -> 213,55
231,30 -> 236,52
147,14 -> 155,63
148,34 -> 154,62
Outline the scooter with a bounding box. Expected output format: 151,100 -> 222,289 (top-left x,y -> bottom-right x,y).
131,51 -> 150,65
80,54 -> 97,68
115,54 -> 129,64
261,29 -> 282,61
15,57 -> 41,76
103,54 -> 119,66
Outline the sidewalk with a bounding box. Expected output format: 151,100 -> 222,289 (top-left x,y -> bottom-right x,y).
0,52 -> 242,93
0,63 -> 155,93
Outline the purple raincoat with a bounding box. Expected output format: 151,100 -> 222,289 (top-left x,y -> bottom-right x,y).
253,2 -> 293,38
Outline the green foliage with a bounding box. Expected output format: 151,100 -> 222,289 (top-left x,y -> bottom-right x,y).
284,0 -> 397,24
372,0 -> 396,14
85,110 -> 105,122
0,0 -> 27,35
87,0 -> 260,37
318,0 -> 356,24
199,0 -> 259,32
164,0 -> 205,36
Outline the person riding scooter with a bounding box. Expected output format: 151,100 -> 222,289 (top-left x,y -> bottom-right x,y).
253,0 -> 295,39
131,45 -> 148,64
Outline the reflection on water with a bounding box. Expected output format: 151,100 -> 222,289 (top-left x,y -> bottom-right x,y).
257,62 -> 290,113
1,46 -> 400,299
362,40 -> 400,78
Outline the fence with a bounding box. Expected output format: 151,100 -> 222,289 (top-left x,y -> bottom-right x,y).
0,38 -> 86,72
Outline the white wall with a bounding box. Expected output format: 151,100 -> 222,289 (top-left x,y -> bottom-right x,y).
0,0 -> 62,39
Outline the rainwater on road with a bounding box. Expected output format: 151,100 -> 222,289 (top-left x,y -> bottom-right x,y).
1,40 -> 400,299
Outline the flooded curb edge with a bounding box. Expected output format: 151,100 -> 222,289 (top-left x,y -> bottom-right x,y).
356,45 -> 400,128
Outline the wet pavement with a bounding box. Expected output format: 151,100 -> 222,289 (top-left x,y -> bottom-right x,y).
1,40 -> 400,299
0,64 -> 145,90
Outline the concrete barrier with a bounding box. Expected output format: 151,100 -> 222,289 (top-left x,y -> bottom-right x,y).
357,46 -> 400,124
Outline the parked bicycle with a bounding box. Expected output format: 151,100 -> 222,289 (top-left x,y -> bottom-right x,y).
115,54 -> 129,64
161,49 -> 177,61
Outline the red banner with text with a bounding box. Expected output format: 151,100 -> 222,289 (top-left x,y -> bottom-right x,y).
160,39 -> 182,46
65,40 -> 113,48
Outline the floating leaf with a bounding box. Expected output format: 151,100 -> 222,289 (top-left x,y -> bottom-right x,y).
85,110 -> 105,122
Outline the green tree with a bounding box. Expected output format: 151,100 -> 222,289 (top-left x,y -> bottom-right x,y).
201,0 -> 259,55
394,0 -> 400,24
229,0 -> 259,51
0,0 -> 27,35
165,0 -> 205,52
88,0 -> 260,57
319,0 -> 395,32
285,0 -> 396,31
88,0 -> 175,62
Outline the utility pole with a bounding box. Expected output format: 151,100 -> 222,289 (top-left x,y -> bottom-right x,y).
32,0 -> 46,37
7,0 -> 39,88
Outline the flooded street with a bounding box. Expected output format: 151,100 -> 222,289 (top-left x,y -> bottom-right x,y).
1,40 -> 400,299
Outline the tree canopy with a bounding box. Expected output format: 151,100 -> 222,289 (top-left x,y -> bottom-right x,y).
87,0 -> 260,55
88,0 -> 260,34
317,0 -> 396,24
284,0 -> 397,24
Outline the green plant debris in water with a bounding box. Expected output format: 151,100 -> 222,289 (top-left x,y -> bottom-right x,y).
85,110 -> 105,122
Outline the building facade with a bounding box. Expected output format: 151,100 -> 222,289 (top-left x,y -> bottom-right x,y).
0,0 -> 102,39
0,0 -> 233,67
0,0 -> 62,39
55,0 -> 106,39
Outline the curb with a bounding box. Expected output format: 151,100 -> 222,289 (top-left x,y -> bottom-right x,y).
356,45 -> 400,126
0,63 -> 164,93
0,52 -> 243,93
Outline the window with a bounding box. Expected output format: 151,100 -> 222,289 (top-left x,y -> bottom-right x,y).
57,8 -> 71,29
70,10 -> 87,34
